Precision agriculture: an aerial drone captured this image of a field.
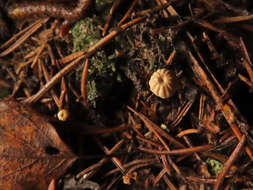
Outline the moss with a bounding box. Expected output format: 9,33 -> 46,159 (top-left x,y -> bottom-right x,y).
86,80 -> 99,108
71,17 -> 101,52
72,16 -> 124,108
206,158 -> 223,175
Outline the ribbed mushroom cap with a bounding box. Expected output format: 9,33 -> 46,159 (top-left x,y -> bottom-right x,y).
149,69 -> 178,99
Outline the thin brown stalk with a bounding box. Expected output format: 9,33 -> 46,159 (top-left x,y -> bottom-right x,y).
214,14 -> 253,23
163,174 -> 177,190
154,168 -> 167,185
76,139 -> 124,178
161,155 -> 171,175
177,129 -> 200,138
0,18 -> 48,50
118,0 -> 138,26
80,59 -> 89,107
0,18 -> 49,57
102,0 -> 121,36
139,144 -> 213,155
104,158 -> 157,177
240,37 -> 253,82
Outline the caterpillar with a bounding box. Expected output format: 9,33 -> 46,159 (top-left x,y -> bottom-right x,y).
8,0 -> 92,21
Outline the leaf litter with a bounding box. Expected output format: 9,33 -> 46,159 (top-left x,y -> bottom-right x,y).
1,0 -> 253,189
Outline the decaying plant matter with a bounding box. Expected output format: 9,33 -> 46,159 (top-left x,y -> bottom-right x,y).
1,0 -> 253,189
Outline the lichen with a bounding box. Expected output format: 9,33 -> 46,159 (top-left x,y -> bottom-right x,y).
206,158 -> 223,175
72,16 -> 122,108
71,17 -> 101,52
86,80 -> 99,108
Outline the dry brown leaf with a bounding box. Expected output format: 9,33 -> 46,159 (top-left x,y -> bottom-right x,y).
0,98 -> 77,190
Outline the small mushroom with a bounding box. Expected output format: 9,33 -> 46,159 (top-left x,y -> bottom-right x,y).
57,109 -> 69,121
149,68 -> 178,99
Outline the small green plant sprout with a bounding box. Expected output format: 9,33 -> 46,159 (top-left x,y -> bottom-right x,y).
206,158 -> 223,175
160,123 -> 170,133
86,80 -> 99,108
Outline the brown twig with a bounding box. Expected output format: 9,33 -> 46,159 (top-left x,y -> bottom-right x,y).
104,158 -> 158,177
80,59 -> 89,107
76,139 -> 125,179
240,37 -> 253,82
128,106 -> 185,148
102,0 -> 121,36
154,168 -> 167,185
177,129 -> 200,138
0,18 -> 49,57
139,144 -> 213,155
214,14 -> 253,24
118,0 -> 138,26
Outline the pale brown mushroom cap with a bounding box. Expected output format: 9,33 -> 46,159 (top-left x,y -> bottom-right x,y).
149,69 -> 177,99
57,109 -> 69,121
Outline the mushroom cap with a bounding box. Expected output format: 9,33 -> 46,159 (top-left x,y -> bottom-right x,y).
57,109 -> 69,121
149,69 -> 177,99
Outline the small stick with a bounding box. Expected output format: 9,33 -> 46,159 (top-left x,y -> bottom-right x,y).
177,129 -> 200,138
169,100 -> 194,128
104,145 -> 126,175
102,0 -> 121,36
240,37 -> 253,82
238,74 -> 253,89
154,168 -> 166,185
31,41 -> 47,68
0,18 -> 48,50
57,51 -> 86,64
161,154 -> 171,175
0,18 -> 49,57
47,179 -> 55,190
104,158 -> 157,177
76,139 -> 124,179
139,144 -> 213,155
165,49 -> 176,65
163,174 -> 177,190
118,0 -> 138,26
80,59 -> 89,107
214,14 -> 253,24
183,136 -> 202,162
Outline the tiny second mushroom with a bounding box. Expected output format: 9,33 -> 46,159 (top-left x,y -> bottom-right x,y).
57,109 -> 69,121
149,68 -> 179,99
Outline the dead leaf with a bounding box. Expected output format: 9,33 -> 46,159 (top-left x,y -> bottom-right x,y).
0,98 -> 77,190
